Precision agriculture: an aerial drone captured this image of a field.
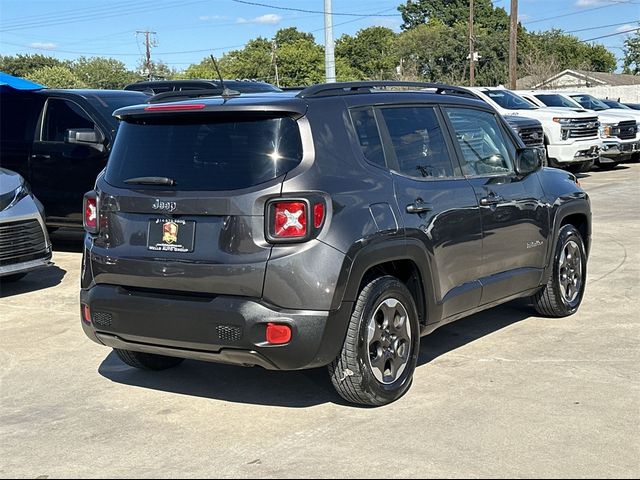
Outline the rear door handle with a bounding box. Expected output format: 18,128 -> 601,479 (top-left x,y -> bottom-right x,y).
479,193 -> 505,206
406,200 -> 433,214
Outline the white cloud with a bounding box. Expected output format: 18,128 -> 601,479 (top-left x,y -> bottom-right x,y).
575,0 -> 611,7
29,42 -> 57,50
616,24 -> 638,33
237,14 -> 282,25
199,15 -> 226,21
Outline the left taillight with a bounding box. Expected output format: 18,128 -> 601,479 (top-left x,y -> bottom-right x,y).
83,191 -> 99,234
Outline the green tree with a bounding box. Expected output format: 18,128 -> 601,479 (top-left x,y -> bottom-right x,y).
72,56 -> 140,89
623,29 -> 640,75
398,0 -> 508,31
274,27 -> 315,46
336,27 -> 398,79
25,65 -> 86,88
0,54 -> 69,78
275,39 -> 324,86
219,37 -> 274,81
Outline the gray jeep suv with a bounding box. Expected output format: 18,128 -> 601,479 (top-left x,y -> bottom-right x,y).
80,82 -> 591,406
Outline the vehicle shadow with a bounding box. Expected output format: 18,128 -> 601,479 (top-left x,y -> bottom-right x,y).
0,265 -> 66,298
50,229 -> 84,253
98,300 -> 533,408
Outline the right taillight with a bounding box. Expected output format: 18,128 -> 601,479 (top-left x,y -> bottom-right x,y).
83,191 -> 99,234
266,197 -> 326,243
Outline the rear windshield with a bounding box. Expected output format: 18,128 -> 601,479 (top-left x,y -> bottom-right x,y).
105,115 -> 303,191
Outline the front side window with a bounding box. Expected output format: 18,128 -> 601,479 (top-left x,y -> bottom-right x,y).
445,108 -> 515,177
379,106 -> 454,179
42,99 -> 95,142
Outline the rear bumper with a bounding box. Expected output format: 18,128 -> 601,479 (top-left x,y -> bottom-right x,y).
80,284 -> 353,370
547,141 -> 601,164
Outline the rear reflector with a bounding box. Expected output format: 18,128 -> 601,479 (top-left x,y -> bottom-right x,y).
266,323 -> 292,345
144,103 -> 206,112
273,201 -> 307,238
81,304 -> 91,325
313,202 -> 325,228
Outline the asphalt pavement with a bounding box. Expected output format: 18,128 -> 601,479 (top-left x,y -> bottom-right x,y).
1,164 -> 639,478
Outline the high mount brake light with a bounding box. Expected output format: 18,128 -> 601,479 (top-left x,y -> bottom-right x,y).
144,103 -> 206,112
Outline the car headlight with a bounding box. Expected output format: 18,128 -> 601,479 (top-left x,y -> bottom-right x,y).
599,124 -> 615,138
552,117 -> 572,125
0,180 -> 31,212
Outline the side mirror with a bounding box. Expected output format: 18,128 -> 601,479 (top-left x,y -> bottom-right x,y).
65,128 -> 105,152
515,147 -> 543,175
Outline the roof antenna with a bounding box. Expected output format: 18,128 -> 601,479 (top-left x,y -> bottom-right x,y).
210,55 -> 240,98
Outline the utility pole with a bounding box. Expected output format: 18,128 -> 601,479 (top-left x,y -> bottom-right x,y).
468,0 -> 475,86
509,0 -> 518,89
136,30 -> 157,80
324,0 -> 336,83
272,41 -> 280,88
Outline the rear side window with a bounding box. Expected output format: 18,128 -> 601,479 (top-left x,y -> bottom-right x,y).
105,115 -> 303,191
379,106 -> 454,179
350,107 -> 385,167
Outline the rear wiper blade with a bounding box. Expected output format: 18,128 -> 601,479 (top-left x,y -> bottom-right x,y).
124,176 -> 176,186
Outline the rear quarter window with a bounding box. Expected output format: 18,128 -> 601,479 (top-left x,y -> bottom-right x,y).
105,115 -> 303,191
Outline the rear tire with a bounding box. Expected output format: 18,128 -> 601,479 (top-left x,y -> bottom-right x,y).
597,160 -> 619,170
533,225 -> 587,317
114,349 -> 184,370
329,276 -> 420,406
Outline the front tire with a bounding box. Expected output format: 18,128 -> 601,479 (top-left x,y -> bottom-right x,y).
329,276 -> 420,406
114,349 -> 184,370
533,225 -> 587,317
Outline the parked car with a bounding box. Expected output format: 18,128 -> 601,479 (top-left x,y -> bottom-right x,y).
558,92 -> 640,165
502,115 -> 547,165
80,81 -> 591,406
468,87 -> 601,172
517,90 -> 638,169
124,79 -> 282,95
0,88 -> 149,229
0,168 -> 52,282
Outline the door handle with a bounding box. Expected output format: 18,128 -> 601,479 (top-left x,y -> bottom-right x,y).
406,200 -> 433,214
31,154 -> 51,160
479,193 -> 505,206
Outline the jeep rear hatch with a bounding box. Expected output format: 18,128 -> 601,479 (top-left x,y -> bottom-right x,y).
91,108 -> 305,298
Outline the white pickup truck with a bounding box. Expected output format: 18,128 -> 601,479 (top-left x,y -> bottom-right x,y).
468,87 -> 601,172
516,91 -> 639,169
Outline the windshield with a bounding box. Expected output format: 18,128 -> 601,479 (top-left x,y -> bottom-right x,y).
534,94 -> 582,109
85,93 -> 149,129
602,99 -> 630,110
569,94 -> 610,111
484,90 -> 537,110
105,115 -> 303,191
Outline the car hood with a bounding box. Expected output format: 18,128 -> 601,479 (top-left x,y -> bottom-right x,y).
0,168 -> 23,196
601,108 -> 640,122
501,107 -> 596,120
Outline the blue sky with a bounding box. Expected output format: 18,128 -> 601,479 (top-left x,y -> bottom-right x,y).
0,0 -> 638,72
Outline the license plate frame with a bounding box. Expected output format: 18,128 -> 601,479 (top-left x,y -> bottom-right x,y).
147,218 -> 195,253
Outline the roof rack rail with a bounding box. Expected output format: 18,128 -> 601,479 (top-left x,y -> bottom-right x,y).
146,88 -> 239,104
296,81 -> 474,99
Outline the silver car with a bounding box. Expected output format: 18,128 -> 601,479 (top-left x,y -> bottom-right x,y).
0,168 -> 52,282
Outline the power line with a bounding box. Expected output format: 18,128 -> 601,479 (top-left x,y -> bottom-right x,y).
524,0 -> 638,26
582,27 -> 639,41
566,20 -> 640,34
230,0 -> 400,17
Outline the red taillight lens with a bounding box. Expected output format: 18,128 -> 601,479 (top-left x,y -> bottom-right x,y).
273,201 -> 307,238
83,192 -> 98,234
266,323 -> 292,345
313,202 -> 325,228
81,304 -> 91,325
